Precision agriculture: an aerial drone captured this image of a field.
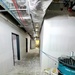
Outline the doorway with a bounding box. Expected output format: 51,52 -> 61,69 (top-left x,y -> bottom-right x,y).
26,38 -> 28,52
12,33 -> 20,65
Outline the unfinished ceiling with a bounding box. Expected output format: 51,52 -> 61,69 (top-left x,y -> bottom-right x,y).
45,0 -> 75,19
0,0 -> 52,38
0,0 -> 75,38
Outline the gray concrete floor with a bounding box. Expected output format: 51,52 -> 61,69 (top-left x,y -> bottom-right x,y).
6,49 -> 45,75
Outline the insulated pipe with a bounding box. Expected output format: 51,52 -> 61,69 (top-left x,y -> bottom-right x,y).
0,9 -> 26,12
0,9 -> 27,11
9,9 -> 27,11
0,10 -> 7,12
12,0 -> 26,25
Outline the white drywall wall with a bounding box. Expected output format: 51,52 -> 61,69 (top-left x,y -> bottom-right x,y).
0,14 -> 30,75
30,39 -> 35,49
40,16 -> 75,70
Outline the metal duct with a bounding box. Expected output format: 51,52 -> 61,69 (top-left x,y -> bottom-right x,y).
27,0 -> 52,24
17,0 -> 26,7
1,0 -> 53,38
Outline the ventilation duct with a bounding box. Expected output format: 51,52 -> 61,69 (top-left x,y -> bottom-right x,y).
17,1 -> 26,7
1,0 -> 53,38
27,0 -> 52,24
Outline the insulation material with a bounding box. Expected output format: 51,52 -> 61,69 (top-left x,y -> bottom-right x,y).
27,0 -> 52,23
16,0 -> 26,7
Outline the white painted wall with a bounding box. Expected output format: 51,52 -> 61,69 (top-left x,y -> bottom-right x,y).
40,16 -> 75,70
0,14 -> 30,75
30,39 -> 35,49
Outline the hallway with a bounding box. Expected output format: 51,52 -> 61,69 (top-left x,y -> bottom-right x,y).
6,49 -> 42,75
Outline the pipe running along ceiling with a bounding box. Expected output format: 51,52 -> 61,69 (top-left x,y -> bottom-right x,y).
0,0 -> 52,38
0,0 -> 75,38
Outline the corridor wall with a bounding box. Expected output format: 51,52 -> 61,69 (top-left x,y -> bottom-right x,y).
40,16 -> 75,70
0,14 -> 30,74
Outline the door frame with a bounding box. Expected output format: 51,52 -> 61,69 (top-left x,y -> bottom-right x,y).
30,39 -> 31,49
26,38 -> 28,53
12,33 -> 20,65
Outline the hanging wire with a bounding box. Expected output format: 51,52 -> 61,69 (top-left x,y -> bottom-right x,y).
41,51 -> 58,63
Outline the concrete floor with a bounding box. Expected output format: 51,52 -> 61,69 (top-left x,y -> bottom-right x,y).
6,49 -> 45,75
